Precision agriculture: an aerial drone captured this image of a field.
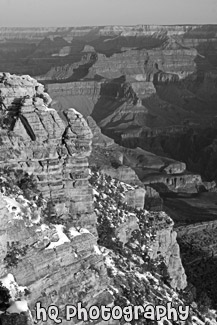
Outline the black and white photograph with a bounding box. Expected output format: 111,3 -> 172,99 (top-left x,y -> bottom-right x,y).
0,0 -> 217,324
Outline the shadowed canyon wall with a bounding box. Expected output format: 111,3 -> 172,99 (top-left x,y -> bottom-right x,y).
0,73 -> 188,324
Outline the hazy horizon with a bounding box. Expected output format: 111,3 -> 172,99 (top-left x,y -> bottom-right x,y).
1,23 -> 217,29
1,0 -> 217,27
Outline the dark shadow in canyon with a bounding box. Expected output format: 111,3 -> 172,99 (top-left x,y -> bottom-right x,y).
178,239 -> 217,309
91,76 -> 137,127
183,25 -> 217,67
163,192 -> 217,225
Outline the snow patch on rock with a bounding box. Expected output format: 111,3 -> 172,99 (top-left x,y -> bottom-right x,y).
45,225 -> 70,249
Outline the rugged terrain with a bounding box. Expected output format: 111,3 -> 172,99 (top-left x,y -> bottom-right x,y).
0,73 -> 205,325
0,24 -> 217,323
1,25 -> 217,184
1,25 -> 216,185
0,25 -> 217,129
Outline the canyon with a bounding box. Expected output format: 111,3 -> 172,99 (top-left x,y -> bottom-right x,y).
0,24 -> 217,323
0,73 -> 191,325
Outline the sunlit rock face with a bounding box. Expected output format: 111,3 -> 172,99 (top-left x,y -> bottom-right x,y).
1,25 -> 216,131
90,172 -> 187,291
86,116 -> 114,147
0,192 -> 111,325
149,213 -> 187,290
0,73 -> 113,325
99,165 -> 141,185
0,72 -> 189,325
86,48 -> 197,81
0,73 -> 96,234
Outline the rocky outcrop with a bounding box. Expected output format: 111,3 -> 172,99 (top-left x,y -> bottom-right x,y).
0,192 -> 111,325
124,187 -> 146,210
0,73 -> 96,234
176,218 -> 217,305
86,116 -> 114,147
87,48 -> 197,81
91,171 -> 187,291
118,147 -> 201,193
47,81 -> 101,117
131,81 -> 156,98
122,147 -> 186,174
121,126 -> 217,191
37,51 -> 98,81
144,186 -> 163,211
143,173 -> 203,194
149,213 -> 187,290
98,164 -> 163,211
140,215 -> 188,290
0,73 -> 115,324
88,126 -> 196,196
94,165 -> 146,209
100,165 -> 141,185
177,219 -> 217,237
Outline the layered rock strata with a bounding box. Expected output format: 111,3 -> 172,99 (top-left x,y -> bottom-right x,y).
0,73 -> 112,324
0,73 -> 188,324
86,48 -> 197,81
149,213 -> 187,289
91,172 -> 187,290
0,192 -> 111,325
0,73 -> 96,234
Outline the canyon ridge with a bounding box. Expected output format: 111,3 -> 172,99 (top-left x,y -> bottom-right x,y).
0,24 -> 217,325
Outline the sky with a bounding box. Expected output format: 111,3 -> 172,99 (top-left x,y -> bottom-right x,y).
0,0 -> 217,27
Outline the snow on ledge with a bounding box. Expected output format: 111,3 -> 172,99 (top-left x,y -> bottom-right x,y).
94,245 -> 102,255
69,227 -> 81,237
0,273 -> 28,301
6,300 -> 28,314
45,225 -> 70,250
69,227 -> 92,237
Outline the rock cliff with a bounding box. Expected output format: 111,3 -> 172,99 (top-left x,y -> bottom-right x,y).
90,171 -> 187,290
0,73 -> 96,234
1,25 -> 217,133
0,73 -> 191,324
0,73 -> 112,324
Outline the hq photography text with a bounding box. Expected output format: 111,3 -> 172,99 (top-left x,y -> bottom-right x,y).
35,301 -> 190,323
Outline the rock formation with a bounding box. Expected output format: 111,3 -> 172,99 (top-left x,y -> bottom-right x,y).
0,73 -> 191,324
0,192 -> 111,324
90,171 -> 187,290
86,116 -> 114,147
0,73 -> 96,234
99,165 -> 141,185
149,213 -> 187,289
0,24 -> 216,317
0,73 -> 112,324
0,25 -> 216,133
